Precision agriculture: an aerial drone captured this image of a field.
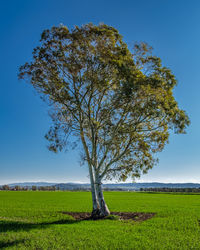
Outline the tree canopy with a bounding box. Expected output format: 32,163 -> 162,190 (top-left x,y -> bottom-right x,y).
19,23 -> 190,217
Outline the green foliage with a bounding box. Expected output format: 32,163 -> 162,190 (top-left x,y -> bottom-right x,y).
1,191 -> 200,249
18,23 -> 190,181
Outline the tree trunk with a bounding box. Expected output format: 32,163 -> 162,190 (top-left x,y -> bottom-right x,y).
88,164 -> 101,217
95,175 -> 110,217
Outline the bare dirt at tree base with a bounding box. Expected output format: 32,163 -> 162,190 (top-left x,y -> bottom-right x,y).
62,211 -> 155,222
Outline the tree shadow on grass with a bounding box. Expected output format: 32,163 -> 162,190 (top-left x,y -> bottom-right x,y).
0,239 -> 25,249
0,217 -> 78,233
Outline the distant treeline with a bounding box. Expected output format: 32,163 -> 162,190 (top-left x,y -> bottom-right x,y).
0,185 -> 127,191
2,185 -> 200,193
140,188 -> 200,193
0,185 -> 58,191
0,185 -> 92,191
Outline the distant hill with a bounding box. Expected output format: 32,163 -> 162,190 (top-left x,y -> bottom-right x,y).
55,182 -> 200,190
2,182 -> 200,191
4,182 -> 57,187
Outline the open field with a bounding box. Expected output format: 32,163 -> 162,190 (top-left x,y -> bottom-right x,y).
1,191 -> 200,249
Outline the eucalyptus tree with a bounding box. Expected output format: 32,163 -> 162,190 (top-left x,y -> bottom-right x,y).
19,23 -> 190,218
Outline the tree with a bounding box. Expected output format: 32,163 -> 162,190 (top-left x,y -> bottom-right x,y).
32,185 -> 37,191
19,23 -> 190,218
14,185 -> 21,191
2,185 -> 10,191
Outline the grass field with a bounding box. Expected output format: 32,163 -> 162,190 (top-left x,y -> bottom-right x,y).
1,191 -> 200,249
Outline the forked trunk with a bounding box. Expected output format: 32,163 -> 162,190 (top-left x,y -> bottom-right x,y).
96,183 -> 110,217
89,165 -> 110,219
88,164 -> 101,216
90,182 -> 102,218
95,175 -> 110,217
90,183 -> 100,215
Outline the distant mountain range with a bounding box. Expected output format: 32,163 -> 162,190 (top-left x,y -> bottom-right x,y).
2,182 -> 200,190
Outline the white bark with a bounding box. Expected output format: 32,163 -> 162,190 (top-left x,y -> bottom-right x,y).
88,164 -> 100,212
95,172 -> 110,217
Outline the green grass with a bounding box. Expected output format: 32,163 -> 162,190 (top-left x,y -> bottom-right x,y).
1,191 -> 200,249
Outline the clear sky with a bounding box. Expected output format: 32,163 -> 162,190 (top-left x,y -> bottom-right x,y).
0,0 -> 200,184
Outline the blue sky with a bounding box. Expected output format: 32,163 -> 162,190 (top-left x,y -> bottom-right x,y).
0,0 -> 200,184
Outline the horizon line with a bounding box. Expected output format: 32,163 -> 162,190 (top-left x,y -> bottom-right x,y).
2,181 -> 200,185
